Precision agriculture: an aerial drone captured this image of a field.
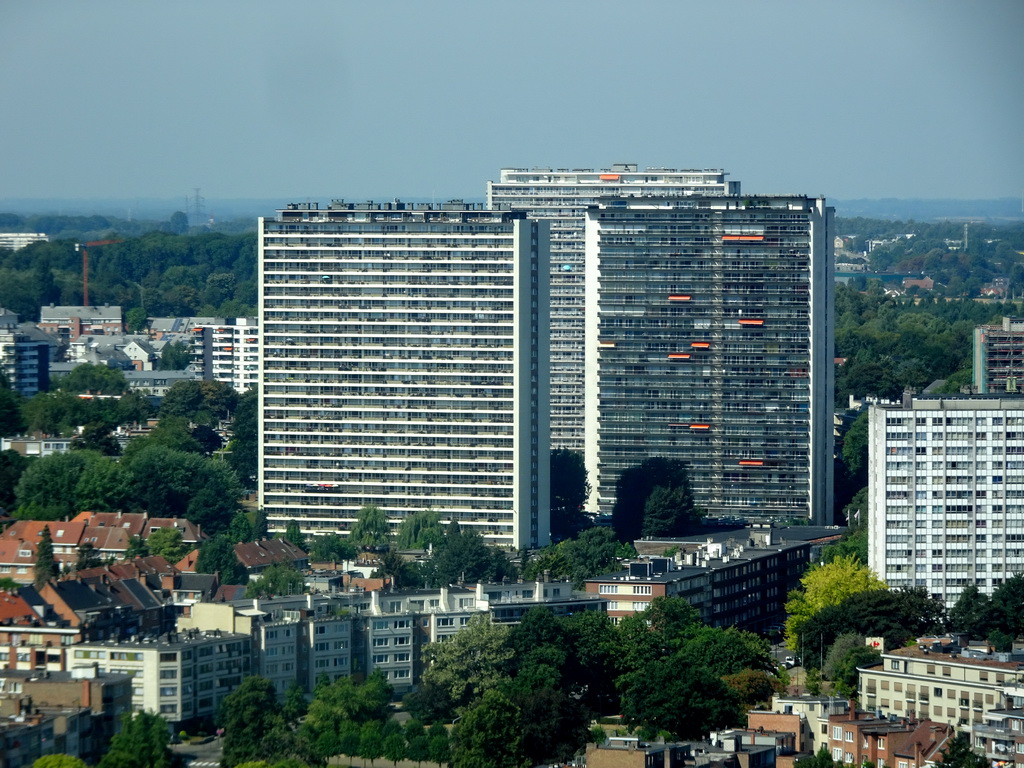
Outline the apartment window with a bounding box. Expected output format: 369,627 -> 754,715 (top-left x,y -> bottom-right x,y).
833,726 -> 843,740
372,638 -> 389,647
160,686 -> 178,697
845,731 -> 854,742
832,749 -> 843,762
599,584 -> 617,594
633,585 -> 652,595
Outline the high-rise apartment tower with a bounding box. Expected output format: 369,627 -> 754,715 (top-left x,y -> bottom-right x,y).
258,201 -> 550,549
867,393 -> 1024,609
488,165 -> 738,451
584,195 -> 834,523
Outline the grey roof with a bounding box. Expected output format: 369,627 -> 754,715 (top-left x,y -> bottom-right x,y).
40,305 -> 123,322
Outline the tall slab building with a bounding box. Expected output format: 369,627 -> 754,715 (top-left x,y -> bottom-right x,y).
258,201 -> 550,549
487,165 -> 739,451
584,195 -> 834,524
867,394 -> 1024,609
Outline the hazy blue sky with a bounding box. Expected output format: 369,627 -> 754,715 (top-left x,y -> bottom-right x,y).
2,1 -> 1022,204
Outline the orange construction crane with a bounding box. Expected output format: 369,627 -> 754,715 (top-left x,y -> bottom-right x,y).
74,239 -> 123,306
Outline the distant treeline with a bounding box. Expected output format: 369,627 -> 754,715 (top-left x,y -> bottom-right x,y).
0,230 -> 258,321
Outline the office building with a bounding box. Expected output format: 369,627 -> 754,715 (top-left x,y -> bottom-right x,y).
190,317 -> 259,392
488,165 -> 739,452
867,393 -> 1024,609
974,318 -> 1024,394
584,195 -> 834,523
259,201 -> 550,549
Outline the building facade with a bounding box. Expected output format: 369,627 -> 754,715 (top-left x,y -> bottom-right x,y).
259,201 -> 550,549
974,318 -> 1024,394
487,165 -> 738,452
859,645 -> 1024,729
190,317 -> 259,392
584,196 -> 834,522
867,394 -> 1024,609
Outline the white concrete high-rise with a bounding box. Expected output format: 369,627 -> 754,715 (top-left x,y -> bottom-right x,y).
488,165 -> 739,452
868,393 -> 1024,609
258,201 -> 550,549
584,195 -> 834,524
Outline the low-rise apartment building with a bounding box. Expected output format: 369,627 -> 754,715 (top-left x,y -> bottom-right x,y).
972,708 -> 1024,767
585,532 -> 808,630
859,645 -> 1024,728
825,709 -> 951,768
69,630 -> 251,728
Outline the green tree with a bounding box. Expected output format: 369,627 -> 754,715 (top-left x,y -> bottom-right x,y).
549,449 -> 591,539
227,387 -> 258,486
228,510 -> 255,543
451,689 -> 528,768
841,412 -> 870,478
0,385 -> 25,437
14,450 -> 96,519
990,573 -> 1024,638
359,721 -> 385,768
612,457 -> 698,541
74,455 -> 131,512
70,423 -> 122,456
76,542 -> 102,571
785,554 -> 886,650
794,748 -> 837,768
950,584 -> 993,637
252,507 -> 269,540
159,341 -> 192,370
350,504 -> 390,549
33,757 -> 90,768
124,535 -> 148,560
641,483 -> 697,538
34,525 -> 58,586
373,546 -> 420,589
418,614 -> 513,716
0,449 -> 30,509
125,306 -> 148,333
282,681 -> 308,724
618,657 -> 739,740
98,711 -> 175,768
146,527 -> 188,563
245,563 -> 305,598
218,676 -> 287,767
383,730 -> 406,767
404,721 -> 430,768
933,733 -> 987,768
196,533 -> 248,584
421,524 -> 516,588
283,519 -> 306,551
308,533 -> 357,564
427,723 -> 451,768
190,424 -> 223,456
54,363 -> 128,396
394,509 -> 445,550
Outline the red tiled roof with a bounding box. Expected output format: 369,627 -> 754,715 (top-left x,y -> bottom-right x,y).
0,591 -> 36,622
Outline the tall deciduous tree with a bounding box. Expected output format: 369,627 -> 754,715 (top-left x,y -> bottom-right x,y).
146,527 -> 187,563
195,533 -> 248,584
784,554 -> 886,650
34,526 -> 58,586
394,509 -> 445,550
451,689 -> 528,768
418,614 -> 513,716
350,504 -> 390,549
612,457 -> 699,541
227,387 -> 258,486
97,711 -> 174,768
218,676 -> 287,767
549,449 -> 591,539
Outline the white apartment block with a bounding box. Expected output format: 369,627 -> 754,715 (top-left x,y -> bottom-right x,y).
259,201 -> 550,549
859,645 -> 1024,728
0,233 -> 48,251
190,317 -> 259,392
488,165 -> 739,452
584,196 -> 835,523
868,394 -> 1024,609
70,630 -> 251,727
